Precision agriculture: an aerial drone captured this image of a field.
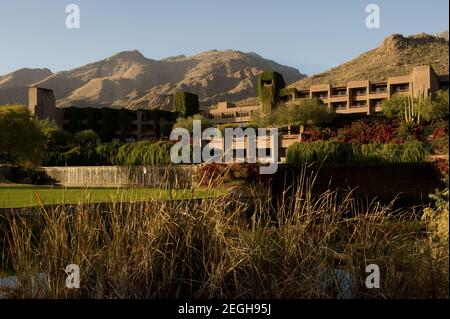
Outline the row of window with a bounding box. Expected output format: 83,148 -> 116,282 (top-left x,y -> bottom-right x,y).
331,98 -> 384,109
209,112 -> 252,119
293,83 -> 409,100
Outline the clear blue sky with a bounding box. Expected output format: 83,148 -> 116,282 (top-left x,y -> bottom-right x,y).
0,0 -> 448,76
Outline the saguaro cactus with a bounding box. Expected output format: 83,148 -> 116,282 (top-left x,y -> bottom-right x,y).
403,88 -> 424,124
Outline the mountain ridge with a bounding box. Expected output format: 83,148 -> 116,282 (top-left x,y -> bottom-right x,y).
291,32 -> 449,90
0,49 -> 305,110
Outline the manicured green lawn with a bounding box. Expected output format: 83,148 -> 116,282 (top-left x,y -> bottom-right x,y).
0,185 -> 223,208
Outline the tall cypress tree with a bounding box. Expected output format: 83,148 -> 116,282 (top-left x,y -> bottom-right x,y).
173,92 -> 200,117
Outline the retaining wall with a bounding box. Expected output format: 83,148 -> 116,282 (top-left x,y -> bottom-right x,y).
43,165 -> 199,188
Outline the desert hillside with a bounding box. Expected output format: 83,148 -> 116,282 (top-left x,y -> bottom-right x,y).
291,33 -> 449,90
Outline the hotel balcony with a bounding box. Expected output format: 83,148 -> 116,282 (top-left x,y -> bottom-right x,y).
329,97 -> 347,103
391,83 -> 410,94
331,88 -> 347,97
312,92 -> 329,99
331,102 -> 348,110
369,91 -> 389,99
350,102 -> 368,108
370,84 -> 388,94
295,91 -> 310,100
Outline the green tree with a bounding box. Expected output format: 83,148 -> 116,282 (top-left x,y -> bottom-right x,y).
382,92 -> 448,123
422,90 -> 449,122
173,92 -> 200,117
74,129 -> 100,146
255,98 -> 335,128
0,105 -> 45,166
257,71 -> 286,114
381,96 -> 408,120
38,119 -> 72,146
173,114 -> 212,132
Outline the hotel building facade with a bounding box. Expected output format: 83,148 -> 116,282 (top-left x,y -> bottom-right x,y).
28,86 -> 174,141
202,65 -> 449,125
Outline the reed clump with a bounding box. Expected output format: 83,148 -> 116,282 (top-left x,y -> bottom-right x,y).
0,173 -> 448,299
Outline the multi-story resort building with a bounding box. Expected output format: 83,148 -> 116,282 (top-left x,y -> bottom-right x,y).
202,65 -> 449,125
28,86 -> 175,141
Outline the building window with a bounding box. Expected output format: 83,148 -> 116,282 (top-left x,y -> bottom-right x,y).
332,102 -> 347,109
370,99 -> 384,107
312,91 -> 328,99
371,84 -> 387,93
439,81 -> 449,91
221,113 -> 235,119
352,88 -> 367,96
392,83 -> 410,93
297,91 -> 310,99
351,101 -> 367,108
332,88 -> 347,97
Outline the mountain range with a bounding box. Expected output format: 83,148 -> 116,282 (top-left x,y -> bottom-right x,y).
0,50 -> 305,110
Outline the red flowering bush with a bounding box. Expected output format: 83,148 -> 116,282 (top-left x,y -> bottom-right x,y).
396,122 -> 425,143
336,121 -> 403,145
429,120 -> 449,155
302,128 -> 336,143
300,120 -> 429,146
434,158 -> 449,177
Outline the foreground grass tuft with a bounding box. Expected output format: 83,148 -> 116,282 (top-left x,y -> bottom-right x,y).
0,176 -> 448,299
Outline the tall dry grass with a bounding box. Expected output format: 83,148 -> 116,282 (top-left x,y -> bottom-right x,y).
0,169 -> 448,299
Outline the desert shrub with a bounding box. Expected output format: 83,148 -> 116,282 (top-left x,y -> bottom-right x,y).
421,90 -> 449,122
382,91 -> 448,124
286,141 -> 355,164
286,141 -> 428,164
378,143 -> 404,163
400,140 -> 428,162
356,143 -> 384,162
